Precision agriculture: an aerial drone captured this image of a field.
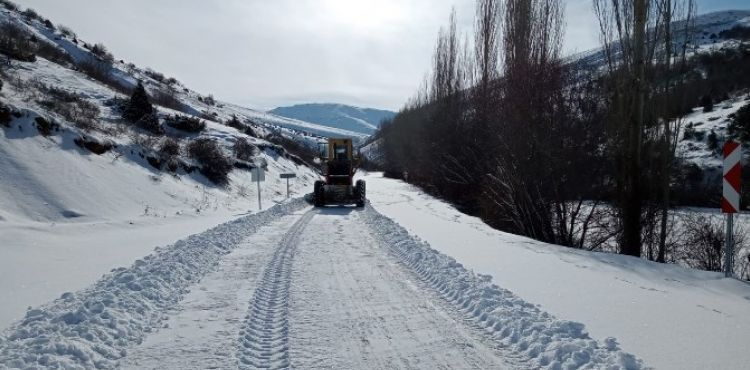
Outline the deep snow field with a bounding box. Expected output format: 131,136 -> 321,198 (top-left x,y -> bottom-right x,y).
362,173 -> 750,370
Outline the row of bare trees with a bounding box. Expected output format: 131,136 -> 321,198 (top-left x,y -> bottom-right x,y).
593,0 -> 696,259
377,0 -> 725,265
380,0 -> 607,247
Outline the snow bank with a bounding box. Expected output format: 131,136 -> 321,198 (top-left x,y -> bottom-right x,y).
361,206 -> 644,370
363,173 -> 750,369
0,198 -> 308,369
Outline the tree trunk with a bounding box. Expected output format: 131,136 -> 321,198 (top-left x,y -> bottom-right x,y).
657,0 -> 672,263
622,0 -> 648,257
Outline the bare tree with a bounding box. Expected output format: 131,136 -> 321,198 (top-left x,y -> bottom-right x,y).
480,0 -> 566,242
594,0 -> 696,259
655,0 -> 696,263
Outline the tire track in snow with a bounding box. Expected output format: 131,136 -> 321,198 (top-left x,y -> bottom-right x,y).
118,213 -> 304,370
237,209 -> 315,369
359,205 -> 646,370
288,208 -> 509,369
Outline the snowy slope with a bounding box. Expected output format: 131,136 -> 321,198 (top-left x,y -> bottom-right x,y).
0,5 -> 361,147
0,7 -> 323,328
0,99 -> 318,330
363,172 -> 750,370
225,103 -> 369,142
269,103 -> 395,136
677,94 -> 750,169
566,10 -> 750,70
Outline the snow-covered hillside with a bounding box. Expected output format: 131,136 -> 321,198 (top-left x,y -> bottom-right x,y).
678,94 -> 750,169
269,103 -> 395,136
227,103 -> 369,143
568,9 -> 750,69
0,3 -> 323,327
0,3 -> 359,148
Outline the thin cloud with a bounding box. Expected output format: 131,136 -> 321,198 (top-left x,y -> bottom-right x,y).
16,0 -> 747,111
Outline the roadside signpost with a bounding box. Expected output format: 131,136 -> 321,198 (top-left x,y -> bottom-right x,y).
252,167 -> 265,210
280,173 -> 296,198
722,140 -> 742,278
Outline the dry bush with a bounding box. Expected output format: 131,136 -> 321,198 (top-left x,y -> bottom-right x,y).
90,43 -> 113,63
36,40 -> 73,66
34,83 -> 100,131
164,114 -> 204,133
135,113 -> 163,135
158,137 -> 181,172
151,89 -> 185,112
0,0 -> 18,11
232,137 -> 257,161
676,213 -> 746,274
0,102 -> 13,127
187,138 -> 232,185
22,8 -> 38,20
130,131 -> 160,153
77,57 -> 130,94
144,68 -> 165,83
34,116 -> 58,136
0,21 -> 36,62
57,24 -> 75,39
74,136 -> 113,154
225,115 -> 257,137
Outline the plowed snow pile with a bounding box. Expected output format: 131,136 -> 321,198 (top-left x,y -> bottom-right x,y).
361,206 -> 643,369
0,199 -> 307,369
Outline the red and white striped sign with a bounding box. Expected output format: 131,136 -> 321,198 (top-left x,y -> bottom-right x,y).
722,140 -> 742,213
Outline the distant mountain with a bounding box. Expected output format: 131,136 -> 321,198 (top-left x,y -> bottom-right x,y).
269,103 -> 396,136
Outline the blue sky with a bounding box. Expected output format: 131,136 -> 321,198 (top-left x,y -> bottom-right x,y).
15,0 -> 750,111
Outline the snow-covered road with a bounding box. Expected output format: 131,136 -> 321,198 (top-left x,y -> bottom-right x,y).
1,198 -> 642,369
288,208 -> 506,369
121,207 -> 509,369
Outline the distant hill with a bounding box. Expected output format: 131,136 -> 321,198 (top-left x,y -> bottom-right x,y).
269,103 -> 396,136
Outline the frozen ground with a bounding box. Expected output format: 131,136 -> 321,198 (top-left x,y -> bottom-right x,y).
362,172 -> 750,370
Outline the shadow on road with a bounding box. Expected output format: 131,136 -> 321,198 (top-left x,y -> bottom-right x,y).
315,206 -> 364,216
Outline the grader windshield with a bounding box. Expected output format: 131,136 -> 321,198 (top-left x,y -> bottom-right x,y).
327,139 -> 353,161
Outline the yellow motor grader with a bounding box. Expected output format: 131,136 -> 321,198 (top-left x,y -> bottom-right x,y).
314,138 -> 365,207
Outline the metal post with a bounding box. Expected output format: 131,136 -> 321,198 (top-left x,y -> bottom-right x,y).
286,178 -> 290,199
257,174 -> 262,211
725,214 -> 733,278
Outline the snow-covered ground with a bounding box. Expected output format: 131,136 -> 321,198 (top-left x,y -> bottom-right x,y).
0,118 -> 317,329
1,198 -> 644,369
677,94 -> 750,169
0,59 -> 319,328
4,170 -> 749,369
362,172 -> 750,370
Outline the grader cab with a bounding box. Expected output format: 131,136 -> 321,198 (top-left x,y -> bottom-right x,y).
314,138 -> 365,207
